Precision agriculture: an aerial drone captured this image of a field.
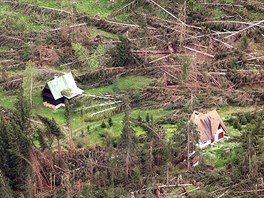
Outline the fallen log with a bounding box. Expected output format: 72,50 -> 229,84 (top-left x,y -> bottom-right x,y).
225,20 -> 264,39
200,3 -> 243,7
183,46 -> 215,58
149,55 -> 171,64
89,106 -> 117,117
149,0 -> 202,30
132,50 -> 169,54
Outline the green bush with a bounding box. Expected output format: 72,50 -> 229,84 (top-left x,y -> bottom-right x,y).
87,125 -> 90,133
145,113 -> 150,123
233,120 -> 241,130
108,117 -> 113,127
101,121 -> 107,128
137,113 -> 142,122
240,115 -> 248,125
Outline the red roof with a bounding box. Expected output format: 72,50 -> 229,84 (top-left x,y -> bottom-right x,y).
190,109 -> 227,143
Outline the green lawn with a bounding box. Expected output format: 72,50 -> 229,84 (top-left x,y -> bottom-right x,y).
85,76 -> 154,95
0,89 -> 17,109
18,0 -> 127,19
78,107 -> 173,146
218,105 -> 258,119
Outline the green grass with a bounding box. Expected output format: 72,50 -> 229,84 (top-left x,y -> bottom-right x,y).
85,76 -> 154,95
248,10 -> 264,20
0,87 -> 172,146
218,105 -> 258,119
0,4 -> 47,32
0,89 -> 17,109
89,26 -> 118,40
19,0 -> 62,9
163,124 -> 176,139
19,0 -> 126,19
77,0 -> 122,17
202,141 -> 239,168
81,108 -> 173,146
85,85 -> 114,95
211,8 -> 225,18
31,91 -> 66,125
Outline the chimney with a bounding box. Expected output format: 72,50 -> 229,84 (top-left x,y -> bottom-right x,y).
194,111 -> 199,119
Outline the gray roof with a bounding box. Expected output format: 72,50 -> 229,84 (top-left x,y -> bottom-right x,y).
47,72 -> 83,100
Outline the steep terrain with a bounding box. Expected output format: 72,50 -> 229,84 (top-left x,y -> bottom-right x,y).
0,0 -> 263,197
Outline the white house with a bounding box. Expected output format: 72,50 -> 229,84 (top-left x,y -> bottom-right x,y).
190,109 -> 228,149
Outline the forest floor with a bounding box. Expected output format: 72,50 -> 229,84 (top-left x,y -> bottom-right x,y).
0,0 -> 263,196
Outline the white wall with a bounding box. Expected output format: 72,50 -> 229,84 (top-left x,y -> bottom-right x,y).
197,127 -> 225,149
197,139 -> 211,149
215,127 -> 224,142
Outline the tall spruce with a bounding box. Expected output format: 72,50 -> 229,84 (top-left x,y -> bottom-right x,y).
37,115 -> 64,153
64,100 -> 73,139
0,93 -> 33,195
14,89 -> 31,132
110,36 -> 143,67
10,94 -> 32,194
36,128 -> 48,151
239,112 -> 263,178
118,97 -> 137,178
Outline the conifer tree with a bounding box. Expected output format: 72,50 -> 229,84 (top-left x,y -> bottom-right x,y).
110,36 -> 143,67
36,129 -> 48,151
37,115 -> 64,153
118,97 -> 137,178
101,121 -> 107,128
0,93 -> 33,195
0,115 -> 12,183
240,115 -> 263,178
141,121 -> 155,174
137,113 -> 142,122
145,113 -> 150,123
0,169 -> 13,198
108,117 -> 113,127
9,114 -> 32,194
14,89 -> 31,132
64,100 -> 73,139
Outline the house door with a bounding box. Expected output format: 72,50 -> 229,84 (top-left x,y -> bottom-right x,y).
218,132 -> 224,139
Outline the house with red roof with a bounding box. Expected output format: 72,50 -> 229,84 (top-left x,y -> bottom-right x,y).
190,109 -> 228,149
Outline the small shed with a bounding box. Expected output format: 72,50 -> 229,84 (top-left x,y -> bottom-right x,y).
190,109 -> 228,149
42,72 -> 83,109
